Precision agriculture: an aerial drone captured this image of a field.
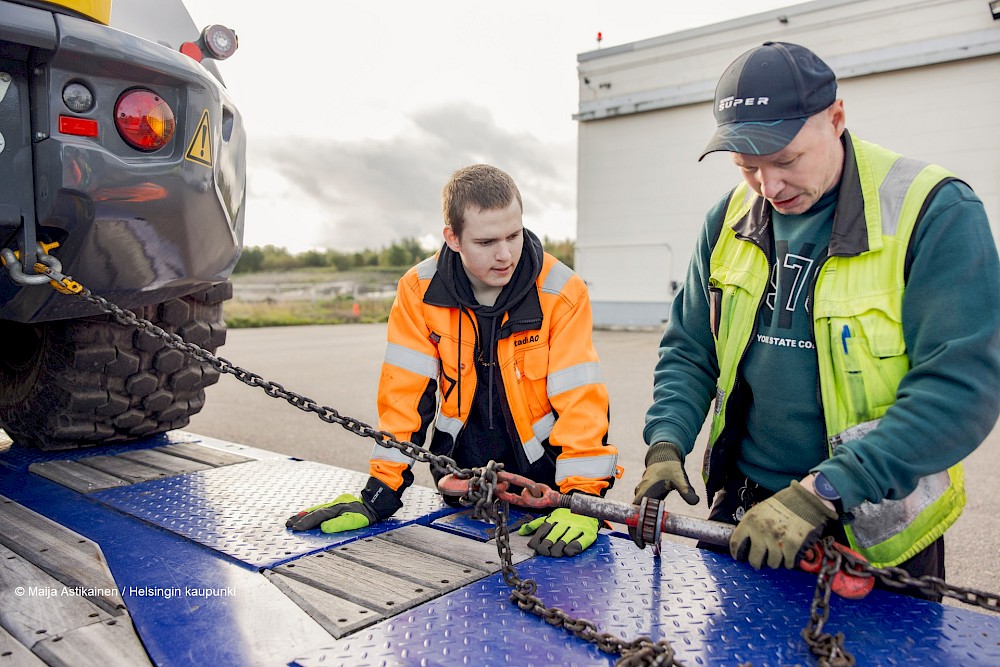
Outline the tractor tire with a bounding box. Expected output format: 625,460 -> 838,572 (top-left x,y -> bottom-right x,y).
0,281 -> 231,451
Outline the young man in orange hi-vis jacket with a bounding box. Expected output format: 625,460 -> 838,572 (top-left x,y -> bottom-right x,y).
288,164 -> 621,557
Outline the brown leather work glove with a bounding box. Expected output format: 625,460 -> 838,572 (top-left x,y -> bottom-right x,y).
729,480 -> 837,569
629,441 -> 700,548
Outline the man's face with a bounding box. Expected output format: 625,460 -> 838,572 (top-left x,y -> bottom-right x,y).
731,101 -> 846,215
443,199 -> 524,288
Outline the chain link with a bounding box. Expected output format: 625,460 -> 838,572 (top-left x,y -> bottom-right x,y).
23,260 -> 1000,666
862,563 -> 1000,612
801,537 -> 856,667
467,465 -> 683,666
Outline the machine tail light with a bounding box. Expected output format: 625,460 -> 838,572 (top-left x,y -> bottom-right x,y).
114,89 -> 176,151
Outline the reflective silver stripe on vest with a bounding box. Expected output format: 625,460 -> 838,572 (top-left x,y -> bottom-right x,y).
434,414 -> 463,440
370,442 -> 415,465
848,471 -> 950,548
416,255 -> 438,280
830,416 -> 949,548
829,418 -> 880,448
541,261 -> 573,295
556,452 -> 619,483
547,362 -> 604,398
880,157 -> 929,236
521,412 -> 555,464
384,343 -> 438,378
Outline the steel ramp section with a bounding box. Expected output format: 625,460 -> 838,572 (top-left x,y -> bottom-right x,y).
0,497 -> 152,666
24,433 -> 257,494
290,533 -> 1000,666
0,456 -> 356,667
0,430 -> 204,472
28,445 -> 251,494
264,523 -> 535,639
90,458 -> 452,568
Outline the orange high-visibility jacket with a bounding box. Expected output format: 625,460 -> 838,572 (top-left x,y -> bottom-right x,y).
370,251 -> 619,497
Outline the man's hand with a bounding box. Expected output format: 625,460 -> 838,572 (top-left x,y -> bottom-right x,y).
285,493 -> 379,534
729,481 -> 837,569
630,441 -> 700,548
518,508 -> 599,557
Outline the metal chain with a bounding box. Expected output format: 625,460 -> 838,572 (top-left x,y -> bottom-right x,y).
838,542 -> 1000,613
29,262 -> 681,666
17,258 -> 1000,666
801,537 -> 856,667
465,464 -> 683,667
801,534 -> 1000,666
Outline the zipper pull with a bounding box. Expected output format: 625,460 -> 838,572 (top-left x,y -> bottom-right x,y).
514,360 -> 521,381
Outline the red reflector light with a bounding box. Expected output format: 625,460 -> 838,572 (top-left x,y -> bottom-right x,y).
58,115 -> 99,137
180,41 -> 203,62
114,89 -> 175,151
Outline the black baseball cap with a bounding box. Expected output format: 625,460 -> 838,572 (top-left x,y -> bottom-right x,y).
699,42 -> 837,160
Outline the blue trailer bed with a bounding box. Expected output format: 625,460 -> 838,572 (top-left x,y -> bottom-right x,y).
1,430 -> 998,666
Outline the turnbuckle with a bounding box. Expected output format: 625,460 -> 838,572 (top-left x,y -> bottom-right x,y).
438,470 -> 875,599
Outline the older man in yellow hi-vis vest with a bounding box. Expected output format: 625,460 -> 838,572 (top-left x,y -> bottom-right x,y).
632,42 -> 1000,600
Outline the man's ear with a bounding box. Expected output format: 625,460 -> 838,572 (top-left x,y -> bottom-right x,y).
829,99 -> 846,136
443,225 -> 461,252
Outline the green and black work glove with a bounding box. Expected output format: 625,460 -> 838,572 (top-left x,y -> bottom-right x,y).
729,480 -> 837,569
518,507 -> 599,558
286,476 -> 403,534
285,493 -> 379,533
629,441 -> 700,548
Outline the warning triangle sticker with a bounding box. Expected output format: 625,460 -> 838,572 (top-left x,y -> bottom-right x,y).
185,109 -> 213,167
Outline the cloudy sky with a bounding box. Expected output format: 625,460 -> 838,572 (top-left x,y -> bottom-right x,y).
183,0 -> 804,253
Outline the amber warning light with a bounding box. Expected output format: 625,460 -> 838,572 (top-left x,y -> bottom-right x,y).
114,89 -> 176,151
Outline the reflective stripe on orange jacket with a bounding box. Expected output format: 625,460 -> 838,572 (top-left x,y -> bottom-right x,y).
370,251 -> 619,497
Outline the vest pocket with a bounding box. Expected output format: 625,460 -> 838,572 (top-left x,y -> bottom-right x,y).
826,311 -> 908,421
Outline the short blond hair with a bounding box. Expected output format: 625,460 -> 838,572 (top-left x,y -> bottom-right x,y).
442,164 -> 522,238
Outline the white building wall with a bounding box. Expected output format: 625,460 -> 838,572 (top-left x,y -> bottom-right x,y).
575,0 -> 1000,327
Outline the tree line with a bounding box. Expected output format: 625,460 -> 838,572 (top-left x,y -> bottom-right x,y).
233,237 -> 575,273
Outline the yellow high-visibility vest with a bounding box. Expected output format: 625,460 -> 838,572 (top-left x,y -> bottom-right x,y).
706,134 -> 964,567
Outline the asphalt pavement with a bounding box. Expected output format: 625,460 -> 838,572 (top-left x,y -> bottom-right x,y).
188,322 -> 1000,611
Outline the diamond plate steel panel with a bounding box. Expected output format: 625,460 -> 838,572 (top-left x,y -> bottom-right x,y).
291,535 -> 1000,666
91,459 -> 451,568
432,506 -> 538,540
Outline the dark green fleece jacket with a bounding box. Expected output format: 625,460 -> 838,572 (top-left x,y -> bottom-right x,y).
644,152 -> 1000,512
